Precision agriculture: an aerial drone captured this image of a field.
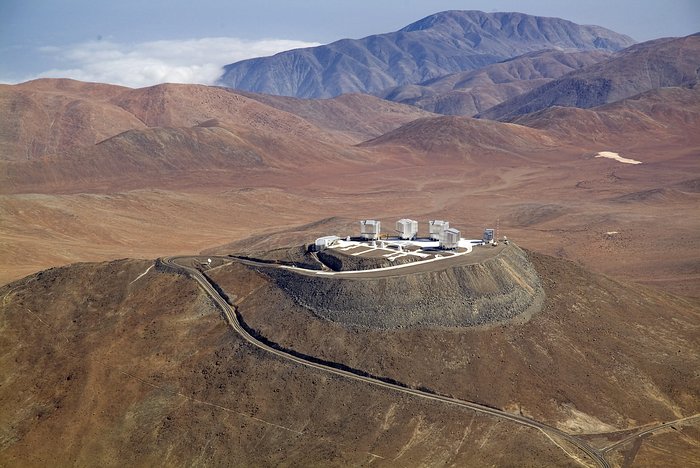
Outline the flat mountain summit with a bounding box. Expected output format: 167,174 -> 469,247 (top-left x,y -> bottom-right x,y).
218,10 -> 635,98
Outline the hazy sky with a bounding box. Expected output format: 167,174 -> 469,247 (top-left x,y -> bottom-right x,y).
1,0 -> 698,86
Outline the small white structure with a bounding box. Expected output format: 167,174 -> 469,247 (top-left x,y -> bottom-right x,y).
314,235 -> 340,251
360,219 -> 381,240
429,220 -> 449,240
396,218 -> 418,240
440,228 -> 460,250
483,228 -> 495,243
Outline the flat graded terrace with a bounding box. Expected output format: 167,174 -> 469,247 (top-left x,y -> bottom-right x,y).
313,242 -> 506,278
184,242 -> 510,279
305,236 -> 499,274
327,237 -> 475,261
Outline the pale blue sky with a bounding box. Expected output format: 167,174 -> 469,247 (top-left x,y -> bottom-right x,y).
1,0 -> 698,86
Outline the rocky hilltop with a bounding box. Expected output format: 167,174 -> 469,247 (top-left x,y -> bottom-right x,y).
218,10 -> 634,98
260,244 -> 544,329
1,246 -> 698,466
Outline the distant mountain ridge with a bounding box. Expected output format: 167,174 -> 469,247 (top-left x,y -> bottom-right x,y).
218,10 -> 635,98
378,49 -> 612,116
478,34 -> 700,121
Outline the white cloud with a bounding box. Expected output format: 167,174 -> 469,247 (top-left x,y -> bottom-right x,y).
31,37 -> 321,88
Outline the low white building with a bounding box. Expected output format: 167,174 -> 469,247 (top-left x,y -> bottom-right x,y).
440,228 -> 461,250
396,218 -> 418,240
314,235 -> 340,251
429,220 -> 449,240
483,228 -> 495,243
360,219 -> 381,240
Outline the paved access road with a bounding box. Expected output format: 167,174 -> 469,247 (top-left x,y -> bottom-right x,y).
601,413 -> 700,454
161,255 -> 610,468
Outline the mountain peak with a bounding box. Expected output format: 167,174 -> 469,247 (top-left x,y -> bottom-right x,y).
218,10 -> 635,99
400,10 -> 541,33
399,10 -> 634,49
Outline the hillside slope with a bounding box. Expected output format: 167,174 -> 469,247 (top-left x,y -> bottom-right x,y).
359,114 -> 556,161
379,49 -> 611,116
512,85 -> 700,149
0,80 -> 144,161
209,247 -> 700,461
479,34 -> 700,121
0,80 -> 426,193
236,92 -> 437,143
0,259 -> 597,466
264,244 -> 544,329
218,10 -> 634,98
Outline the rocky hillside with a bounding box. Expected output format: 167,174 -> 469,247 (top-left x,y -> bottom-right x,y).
0,80 -> 431,193
479,33 -> 700,121
236,92 -> 436,143
218,10 -> 634,98
210,248 -> 700,467
511,85 -> 700,146
0,258 -> 607,467
259,244 -> 544,329
378,49 -> 612,116
359,114 -> 556,159
3,247 -> 698,465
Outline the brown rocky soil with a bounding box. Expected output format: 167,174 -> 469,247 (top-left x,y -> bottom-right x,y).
1,78 -> 698,300
0,259 -> 585,467
2,246 -> 696,465
208,249 -> 700,444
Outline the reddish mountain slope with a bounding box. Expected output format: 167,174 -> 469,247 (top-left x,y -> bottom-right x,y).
360,115 -> 556,161
111,83 -> 331,140
0,80 -> 145,161
237,92 -> 437,143
512,85 -> 700,149
0,80 -> 382,193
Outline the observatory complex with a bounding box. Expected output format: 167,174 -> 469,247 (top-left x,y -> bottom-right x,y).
396,219 -> 418,240
360,219 -> 381,240
312,219 -> 499,266
429,220 -> 449,240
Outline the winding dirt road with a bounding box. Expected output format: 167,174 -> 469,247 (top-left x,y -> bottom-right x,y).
161,255 -> 610,467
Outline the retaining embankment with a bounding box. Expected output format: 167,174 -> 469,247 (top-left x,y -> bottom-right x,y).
262,244 -> 545,329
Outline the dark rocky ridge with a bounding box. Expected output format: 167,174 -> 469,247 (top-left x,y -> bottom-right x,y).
260,244 -> 544,329
218,10 -> 634,98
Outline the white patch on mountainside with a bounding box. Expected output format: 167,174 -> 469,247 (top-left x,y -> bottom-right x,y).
557,405 -> 619,434
595,151 -> 642,164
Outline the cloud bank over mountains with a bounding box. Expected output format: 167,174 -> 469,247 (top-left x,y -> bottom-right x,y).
26,37 -> 321,88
